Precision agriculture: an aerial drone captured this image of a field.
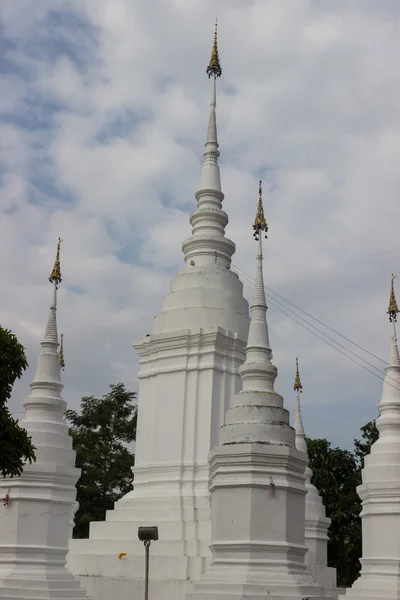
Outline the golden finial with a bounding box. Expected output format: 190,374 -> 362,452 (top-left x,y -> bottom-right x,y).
253,180 -> 268,240
294,357 -> 303,392
49,238 -> 63,286
388,274 -> 399,323
206,20 -> 222,78
59,333 -> 65,370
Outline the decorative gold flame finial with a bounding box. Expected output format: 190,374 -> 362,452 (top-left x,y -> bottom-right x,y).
253,180 -> 268,240
49,238 -> 63,286
388,274 -> 399,323
206,20 -> 222,78
294,357 -> 303,392
59,333 -> 65,370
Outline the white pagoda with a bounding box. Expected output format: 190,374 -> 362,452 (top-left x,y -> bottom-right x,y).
0,240 -> 90,600
68,24 -> 250,600
345,275 -> 400,600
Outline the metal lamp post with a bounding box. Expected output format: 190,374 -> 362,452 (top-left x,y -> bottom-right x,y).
138,526 -> 159,600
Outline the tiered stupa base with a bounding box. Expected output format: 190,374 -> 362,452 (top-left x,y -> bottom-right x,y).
344,559 -> 400,600
185,442 -> 334,600
309,566 -> 338,599
68,474 -> 213,600
0,568 -> 89,600
186,564 -> 331,600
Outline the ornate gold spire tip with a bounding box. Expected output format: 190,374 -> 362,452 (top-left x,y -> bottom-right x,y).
49,238 -> 63,286
253,180 -> 268,240
294,357 -> 303,392
388,274 -> 399,323
206,20 -> 222,78
59,333 -> 65,370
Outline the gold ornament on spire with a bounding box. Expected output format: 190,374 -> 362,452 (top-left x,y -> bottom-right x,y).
253,180 -> 268,240
294,357 -> 303,392
59,333 -> 65,370
388,274 -> 399,323
206,20 -> 222,78
49,238 -> 63,286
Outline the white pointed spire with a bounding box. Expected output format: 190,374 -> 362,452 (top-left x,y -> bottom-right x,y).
293,357 -> 307,455
240,181 -> 276,392
291,357 -> 333,580
29,238 -> 63,390
377,275 -> 400,435
182,22 -> 235,269
43,282 -> 58,344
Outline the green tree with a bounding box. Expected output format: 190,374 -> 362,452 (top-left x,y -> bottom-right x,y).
307,437 -> 361,588
65,383 -> 137,538
354,419 -> 379,468
0,326 -> 36,478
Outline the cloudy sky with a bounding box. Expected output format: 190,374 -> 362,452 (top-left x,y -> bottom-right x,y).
1,0 -> 400,450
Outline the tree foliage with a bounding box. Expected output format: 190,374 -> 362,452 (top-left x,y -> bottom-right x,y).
307,438 -> 361,588
65,383 -> 137,538
354,419 -> 379,468
307,419 -> 379,589
0,326 -> 36,478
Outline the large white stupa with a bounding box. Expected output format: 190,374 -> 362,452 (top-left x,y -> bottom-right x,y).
345,275 -> 400,600
0,240 -> 90,600
68,24 -> 250,600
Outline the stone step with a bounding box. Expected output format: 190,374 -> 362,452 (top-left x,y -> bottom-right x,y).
187,580 -> 329,600
0,586 -> 88,599
69,552 -> 188,580
105,506 -> 210,522
69,538 -> 211,558
115,495 -> 211,510
0,580 -> 82,591
89,518 -> 210,541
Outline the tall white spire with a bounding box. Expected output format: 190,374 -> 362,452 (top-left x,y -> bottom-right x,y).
292,358 -> 334,591
43,238 -> 61,344
293,357 -> 307,454
202,21 -> 221,192
239,180 -> 277,393
344,278 -> 400,599
182,22 -> 236,268
376,274 -> 400,434
24,235 -> 65,433
30,238 -> 63,391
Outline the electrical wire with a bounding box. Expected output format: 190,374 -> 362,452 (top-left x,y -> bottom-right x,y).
233,263 -> 390,380
231,265 -> 400,394
233,261 -> 387,366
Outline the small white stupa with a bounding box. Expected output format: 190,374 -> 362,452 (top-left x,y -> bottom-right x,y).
187,184 -> 330,599
68,24 -> 250,600
293,358 -> 337,596
0,240 -> 90,599
345,275 -> 400,600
